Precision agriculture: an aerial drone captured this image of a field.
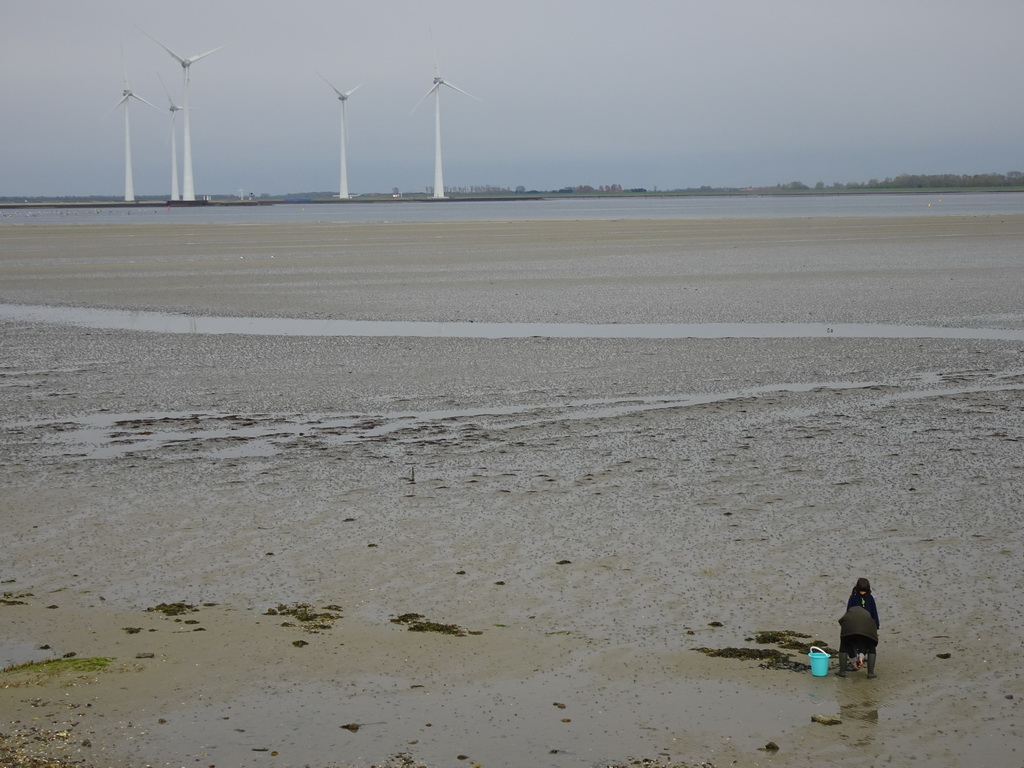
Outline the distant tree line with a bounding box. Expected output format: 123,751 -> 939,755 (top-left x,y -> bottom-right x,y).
554,184 -> 648,194
842,171 -> 1023,189
4,170 -> 1023,203
549,171 -> 1024,195
778,171 -> 1024,192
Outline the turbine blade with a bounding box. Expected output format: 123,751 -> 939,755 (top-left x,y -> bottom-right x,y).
343,84 -> 362,98
120,45 -> 130,87
429,27 -> 441,77
442,80 -> 480,101
106,96 -> 128,119
157,71 -> 177,107
187,44 -> 225,64
411,84 -> 439,113
137,27 -> 187,65
318,72 -> 344,98
132,93 -> 163,112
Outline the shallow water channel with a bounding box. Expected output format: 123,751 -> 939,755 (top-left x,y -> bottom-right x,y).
3,303 -> 1024,341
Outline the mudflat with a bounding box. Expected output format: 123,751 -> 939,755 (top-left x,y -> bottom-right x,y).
1,215 -> 1022,767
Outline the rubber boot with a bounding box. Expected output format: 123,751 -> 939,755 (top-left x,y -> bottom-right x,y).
836,652 -> 848,677
866,652 -> 877,679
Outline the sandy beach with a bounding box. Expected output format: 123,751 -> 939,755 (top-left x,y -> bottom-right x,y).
1,215 -> 1022,767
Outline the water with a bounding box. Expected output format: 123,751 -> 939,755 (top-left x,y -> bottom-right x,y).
3,191 -> 1023,225
3,303 -> 1023,340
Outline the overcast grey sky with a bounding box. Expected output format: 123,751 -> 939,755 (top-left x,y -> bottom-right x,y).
3,0 -> 1022,197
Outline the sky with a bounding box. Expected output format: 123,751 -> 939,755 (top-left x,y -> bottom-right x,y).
2,0 -> 1022,198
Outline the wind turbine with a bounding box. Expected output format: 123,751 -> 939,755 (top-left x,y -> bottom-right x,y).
158,73 -> 183,201
413,51 -> 478,199
112,54 -> 160,203
140,29 -> 223,201
319,74 -> 360,199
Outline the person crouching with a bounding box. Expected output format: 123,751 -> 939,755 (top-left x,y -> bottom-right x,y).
837,605 -> 878,678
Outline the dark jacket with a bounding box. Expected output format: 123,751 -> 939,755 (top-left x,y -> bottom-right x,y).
839,605 -> 879,643
847,591 -> 880,628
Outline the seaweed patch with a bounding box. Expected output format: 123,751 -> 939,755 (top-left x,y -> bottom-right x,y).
147,601 -> 198,616
694,647 -> 789,662
264,602 -> 342,632
390,613 -> 480,636
747,629 -> 834,655
695,628 -> 836,672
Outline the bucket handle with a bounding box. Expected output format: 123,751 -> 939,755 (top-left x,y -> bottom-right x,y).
809,646 -> 828,656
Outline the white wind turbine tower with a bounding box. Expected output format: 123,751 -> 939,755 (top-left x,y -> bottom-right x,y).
112,54 -> 160,203
319,74 -> 360,199
413,51 -> 478,199
158,73 -> 183,201
141,30 -> 223,201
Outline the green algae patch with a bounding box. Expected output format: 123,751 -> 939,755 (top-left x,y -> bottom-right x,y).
1,656 -> 115,687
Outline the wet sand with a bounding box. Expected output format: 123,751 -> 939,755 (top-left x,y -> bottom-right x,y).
1,216 -> 1023,767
